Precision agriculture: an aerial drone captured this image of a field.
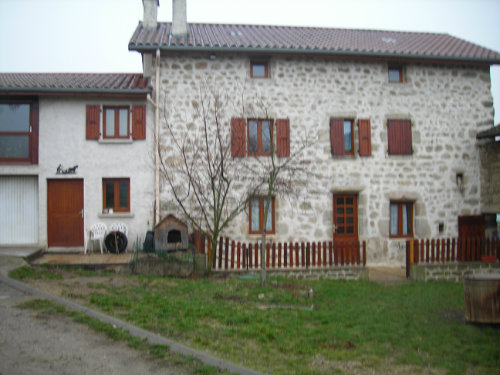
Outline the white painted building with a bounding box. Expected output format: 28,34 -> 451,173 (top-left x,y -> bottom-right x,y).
0,74 -> 154,251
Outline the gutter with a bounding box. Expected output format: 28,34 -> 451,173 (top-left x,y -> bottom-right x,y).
0,87 -> 151,95
128,44 -> 500,65
149,49 -> 161,227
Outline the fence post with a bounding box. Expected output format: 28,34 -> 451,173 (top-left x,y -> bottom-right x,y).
312,242 -> 316,267
278,242 -> 281,268
295,242 -> 299,267
255,242 -> 259,268
237,242 -> 241,269
362,241 -> 366,266
425,239 -> 430,263
406,240 -> 410,279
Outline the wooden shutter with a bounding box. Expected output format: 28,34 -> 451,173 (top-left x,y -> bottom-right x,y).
231,118 -> 246,157
387,119 -> 412,155
358,119 -> 371,157
276,118 -> 290,157
132,105 -> 146,140
30,101 -> 39,164
86,105 -> 100,140
330,118 -> 344,156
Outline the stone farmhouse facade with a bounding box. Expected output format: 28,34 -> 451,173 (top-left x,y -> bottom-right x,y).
130,0 -> 500,266
0,74 -> 154,250
1,0 -> 499,266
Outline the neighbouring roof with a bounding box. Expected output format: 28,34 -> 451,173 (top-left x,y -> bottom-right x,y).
477,125 -> 500,139
129,22 -> 500,65
0,73 -> 151,96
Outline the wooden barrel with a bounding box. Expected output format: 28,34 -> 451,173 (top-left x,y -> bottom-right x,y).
463,273 -> 500,324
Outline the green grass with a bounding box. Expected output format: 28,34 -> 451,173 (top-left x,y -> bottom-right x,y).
16,298 -> 229,374
14,267 -> 500,374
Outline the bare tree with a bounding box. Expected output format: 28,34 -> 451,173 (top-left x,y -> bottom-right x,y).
158,79 -> 262,275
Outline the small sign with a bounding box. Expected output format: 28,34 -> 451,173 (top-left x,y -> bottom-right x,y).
56,164 -> 78,175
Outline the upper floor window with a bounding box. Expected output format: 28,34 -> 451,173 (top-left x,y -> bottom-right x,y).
250,60 -> 269,78
390,201 -> 413,237
103,178 -> 130,213
249,196 -> 275,234
231,118 -> 290,158
387,119 -> 412,155
248,119 -> 272,156
104,106 -> 129,139
86,104 -> 146,141
388,65 -> 404,83
0,100 -> 38,164
330,118 -> 354,156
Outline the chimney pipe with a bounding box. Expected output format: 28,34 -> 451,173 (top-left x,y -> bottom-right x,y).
172,0 -> 187,37
143,0 -> 158,29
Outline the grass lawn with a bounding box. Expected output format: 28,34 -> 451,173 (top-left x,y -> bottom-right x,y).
12,266 -> 500,374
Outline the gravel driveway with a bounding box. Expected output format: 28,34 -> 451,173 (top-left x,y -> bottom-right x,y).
0,279 -> 191,375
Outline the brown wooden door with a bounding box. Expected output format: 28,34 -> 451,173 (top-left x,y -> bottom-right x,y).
333,194 -> 358,241
458,215 -> 485,238
47,179 -> 84,247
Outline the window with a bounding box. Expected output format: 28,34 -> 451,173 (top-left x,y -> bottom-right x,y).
249,196 -> 275,234
104,106 -> 129,139
0,101 -> 38,163
103,178 -> 130,213
388,65 -> 403,83
86,104 -> 146,141
231,118 -> 290,158
387,119 -> 412,155
250,60 -> 269,78
330,118 -> 354,156
248,119 -> 272,156
390,201 -> 413,237
333,194 -> 358,239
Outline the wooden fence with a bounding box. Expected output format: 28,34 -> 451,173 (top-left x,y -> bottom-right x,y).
207,237 -> 366,271
405,236 -> 500,277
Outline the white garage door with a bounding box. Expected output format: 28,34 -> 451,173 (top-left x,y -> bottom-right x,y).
0,176 -> 38,244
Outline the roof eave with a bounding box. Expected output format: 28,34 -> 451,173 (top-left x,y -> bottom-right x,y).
0,87 -> 151,97
129,44 -> 500,65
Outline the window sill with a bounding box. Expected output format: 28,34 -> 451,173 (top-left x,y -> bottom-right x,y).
98,138 -> 133,145
98,212 -> 134,219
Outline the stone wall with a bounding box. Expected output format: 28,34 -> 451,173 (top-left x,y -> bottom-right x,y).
478,140 -> 500,214
213,266 -> 368,281
155,52 -> 494,267
409,262 -> 500,282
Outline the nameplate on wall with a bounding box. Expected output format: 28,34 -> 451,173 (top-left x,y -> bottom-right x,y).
56,164 -> 78,175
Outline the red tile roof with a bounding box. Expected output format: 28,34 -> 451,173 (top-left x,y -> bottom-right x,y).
0,73 -> 151,95
129,22 -> 500,64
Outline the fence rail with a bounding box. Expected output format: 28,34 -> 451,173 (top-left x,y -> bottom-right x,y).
207,237 -> 366,271
405,236 -> 500,277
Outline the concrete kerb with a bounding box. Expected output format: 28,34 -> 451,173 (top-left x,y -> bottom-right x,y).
0,269 -> 266,375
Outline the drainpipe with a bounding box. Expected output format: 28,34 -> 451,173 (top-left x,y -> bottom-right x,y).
147,49 -> 161,227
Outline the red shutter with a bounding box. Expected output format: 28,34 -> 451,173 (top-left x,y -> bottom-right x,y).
358,119 -> 371,157
330,118 -> 344,156
132,105 -> 146,140
86,105 -> 100,140
231,118 -> 246,157
276,118 -> 290,157
387,119 -> 412,155
30,101 -> 39,164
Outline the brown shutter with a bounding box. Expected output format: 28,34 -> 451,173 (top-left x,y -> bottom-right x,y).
358,119 -> 371,157
387,119 -> 412,155
30,101 -> 39,164
330,118 -> 344,156
86,105 -> 100,140
276,118 -> 290,157
231,118 -> 246,157
132,105 -> 146,140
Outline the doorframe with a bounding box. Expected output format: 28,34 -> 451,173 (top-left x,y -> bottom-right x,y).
333,193 -> 359,241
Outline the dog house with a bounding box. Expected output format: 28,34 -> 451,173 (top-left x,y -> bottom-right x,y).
154,214 -> 189,251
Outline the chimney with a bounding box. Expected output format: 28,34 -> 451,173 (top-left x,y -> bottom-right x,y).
172,0 -> 187,37
143,0 -> 158,29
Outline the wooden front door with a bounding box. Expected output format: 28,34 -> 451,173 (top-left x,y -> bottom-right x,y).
47,179 -> 84,247
458,215 -> 485,239
333,194 -> 358,241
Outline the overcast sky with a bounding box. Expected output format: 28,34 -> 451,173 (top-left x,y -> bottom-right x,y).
0,0 -> 499,123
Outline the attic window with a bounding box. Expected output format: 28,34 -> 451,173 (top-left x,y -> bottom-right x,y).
250,60 -> 269,78
388,65 -> 404,83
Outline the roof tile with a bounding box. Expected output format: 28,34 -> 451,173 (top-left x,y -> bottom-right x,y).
129,22 -> 500,64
